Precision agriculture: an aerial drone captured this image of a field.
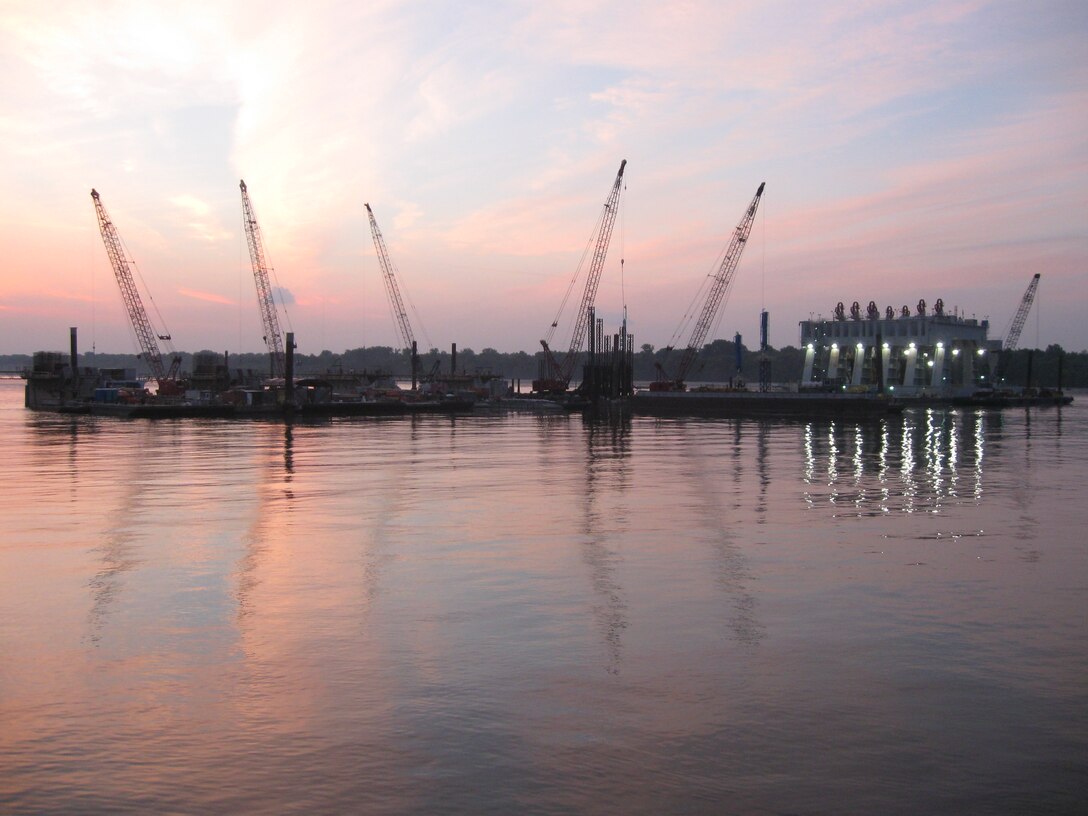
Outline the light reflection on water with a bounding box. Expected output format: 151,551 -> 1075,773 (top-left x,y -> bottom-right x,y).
800,409 -> 991,518
1,381 -> 1087,815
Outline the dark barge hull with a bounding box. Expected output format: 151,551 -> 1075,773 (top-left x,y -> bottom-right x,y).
630,390 -> 903,418
293,399 -> 473,417
45,400 -> 473,419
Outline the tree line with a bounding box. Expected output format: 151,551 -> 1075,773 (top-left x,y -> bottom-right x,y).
2,340 -> 1085,388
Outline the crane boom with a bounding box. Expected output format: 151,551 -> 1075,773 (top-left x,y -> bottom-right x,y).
536,159 -> 626,392
365,203 -> 416,351
1004,273 -> 1040,353
657,182 -> 765,390
239,180 -> 287,380
90,188 -> 180,385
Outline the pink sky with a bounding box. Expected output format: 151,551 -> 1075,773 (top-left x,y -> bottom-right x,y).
1,0 -> 1085,356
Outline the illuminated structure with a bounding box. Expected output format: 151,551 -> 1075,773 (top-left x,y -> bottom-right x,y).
799,298 -> 994,396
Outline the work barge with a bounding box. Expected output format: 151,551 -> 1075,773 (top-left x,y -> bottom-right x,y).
26,176 -> 1069,421
795,292 -> 1071,408
24,298 -> 1072,422
23,328 -> 484,419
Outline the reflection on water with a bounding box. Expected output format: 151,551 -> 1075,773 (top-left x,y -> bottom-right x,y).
582,418 -> 631,674
2,379 -> 1086,815
680,419 -> 764,647
801,409 -> 993,518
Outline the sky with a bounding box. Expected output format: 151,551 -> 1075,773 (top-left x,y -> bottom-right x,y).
1,0 -> 1085,358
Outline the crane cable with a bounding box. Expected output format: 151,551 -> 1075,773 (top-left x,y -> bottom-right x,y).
620,176 -> 627,311
118,225 -> 177,356
238,196 -> 294,339
543,205 -> 605,347
761,189 -> 766,312
665,245 -> 722,351
261,221 -> 293,335
392,253 -> 433,351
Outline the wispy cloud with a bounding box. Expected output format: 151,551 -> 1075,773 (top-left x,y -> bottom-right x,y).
177,287 -> 234,306
0,0 -> 1085,353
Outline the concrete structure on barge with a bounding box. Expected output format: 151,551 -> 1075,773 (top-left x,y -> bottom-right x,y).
799,299 -> 995,397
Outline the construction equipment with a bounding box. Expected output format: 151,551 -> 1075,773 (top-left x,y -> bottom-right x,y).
90,189 -> 182,391
652,182 -> 765,391
364,202 -> 423,386
239,180 -> 288,380
533,159 -> 627,393
997,273 -> 1041,382
1004,273 -> 1040,354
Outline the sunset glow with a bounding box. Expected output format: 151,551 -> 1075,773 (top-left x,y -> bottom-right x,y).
1,1 -> 1085,355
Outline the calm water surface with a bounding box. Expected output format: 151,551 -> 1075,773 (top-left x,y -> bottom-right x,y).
1,379 -> 1086,814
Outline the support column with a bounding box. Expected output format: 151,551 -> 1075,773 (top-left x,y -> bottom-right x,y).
851,343 -> 865,386
802,345 -> 815,384
876,335 -> 885,393
931,343 -> 946,392
284,332 -> 296,404
828,344 -> 841,384
903,345 -> 918,391
69,326 -> 79,397
411,340 -> 418,391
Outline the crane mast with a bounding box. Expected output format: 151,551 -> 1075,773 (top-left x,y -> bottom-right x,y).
90,188 -> 181,387
655,182 -> 765,391
1004,273 -> 1040,354
536,159 -> 626,393
365,203 -> 416,351
239,180 -> 287,380
997,272 -> 1041,382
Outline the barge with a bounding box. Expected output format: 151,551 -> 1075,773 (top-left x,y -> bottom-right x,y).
22,334 -> 473,420
798,298 -> 1072,409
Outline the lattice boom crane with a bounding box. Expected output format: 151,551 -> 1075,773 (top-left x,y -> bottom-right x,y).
90,188 -> 181,387
1004,273 -> 1040,354
240,180 -> 287,380
536,159 -> 626,393
995,272 -> 1041,383
365,203 -> 416,352
655,182 -> 765,391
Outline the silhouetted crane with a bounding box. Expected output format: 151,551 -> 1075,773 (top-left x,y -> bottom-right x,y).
534,159 -> 627,394
996,273 -> 1040,383
239,179 -> 288,380
653,182 -> 765,391
90,188 -> 182,391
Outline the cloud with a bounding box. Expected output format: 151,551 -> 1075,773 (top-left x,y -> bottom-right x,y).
170,194 -> 232,242
0,1 -> 1085,353
177,287 -> 234,306
392,201 -> 424,232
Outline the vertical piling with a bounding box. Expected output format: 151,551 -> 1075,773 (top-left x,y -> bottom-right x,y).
876,333 -> 885,393
285,332 -> 296,403
69,327 -> 79,396
759,310 -> 771,392
411,340 -> 418,391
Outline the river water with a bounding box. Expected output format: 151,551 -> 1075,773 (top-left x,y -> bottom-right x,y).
1,378 -> 1085,814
